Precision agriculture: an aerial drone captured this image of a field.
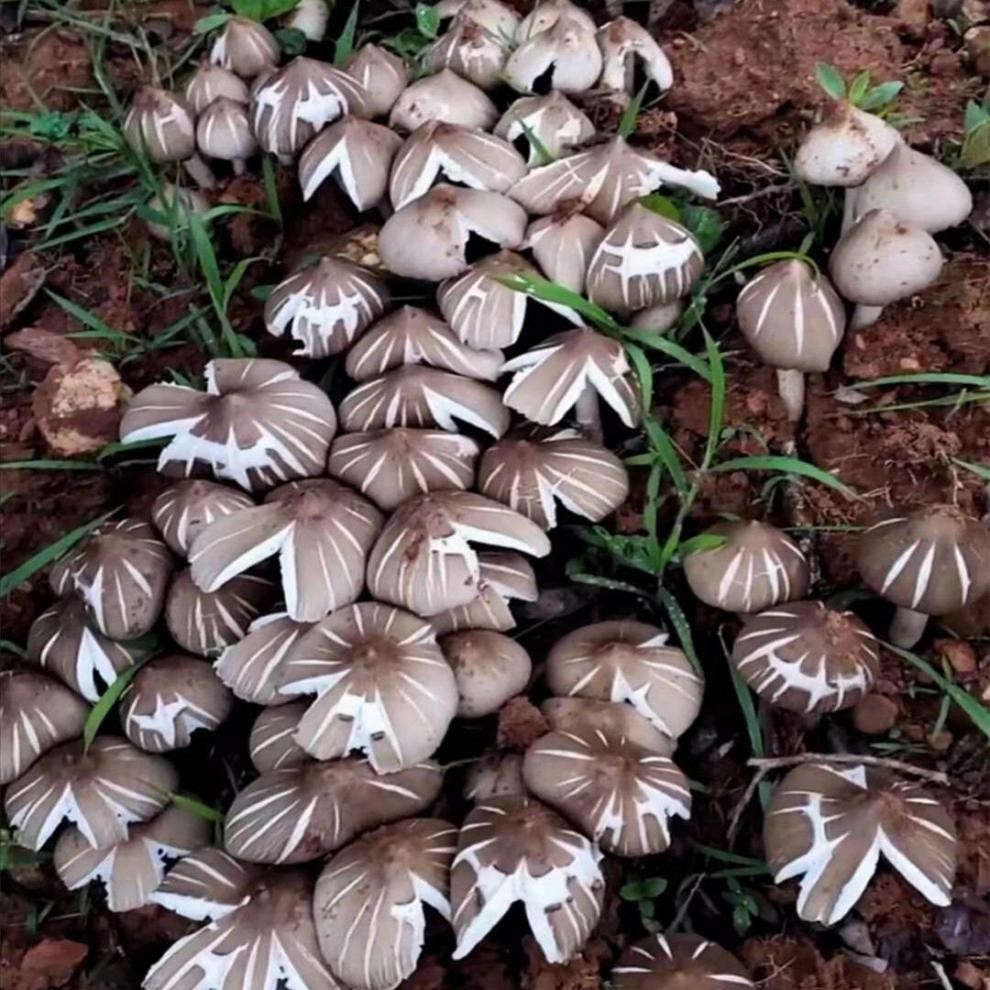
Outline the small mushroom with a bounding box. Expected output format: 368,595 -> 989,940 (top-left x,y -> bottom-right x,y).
264,255 -> 389,358
152,479 -> 254,556
857,506 -> 990,648
248,701 -> 310,771
516,0 -> 596,39
378,183 -> 527,281
224,756 -> 442,863
49,518 -> 172,641
440,629 -> 532,716
189,479 -> 383,623
54,804 -> 210,913
597,17 -> 674,99
284,0 -> 330,41
525,211 -> 603,293
504,16 -> 603,95
736,260 -> 847,421
210,16 -> 280,78
731,601 -> 880,714
541,697 -> 674,756
437,0 -> 521,37
495,91 -> 595,166
451,795 -> 604,963
144,183 -> 209,243
119,358 -> 338,492
683,519 -> 809,614
424,16 -> 509,90
183,61 -> 250,114
367,491 -> 551,616
764,763 -> 956,925
344,44 -> 409,117
196,96 -> 258,174
4,737 -> 177,850
389,69 -> 498,133
630,299 -> 684,334
463,750 -> 526,801
612,934 -> 754,989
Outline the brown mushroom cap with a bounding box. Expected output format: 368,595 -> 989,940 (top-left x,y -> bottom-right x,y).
152,480 -> 254,556
683,519 -> 810,613
612,934 -> 754,989
248,701 -> 310,771
314,818 -> 457,990
436,0 -> 520,37
494,92 -> 595,166
184,61 -> 250,114
540,697 -> 675,756
525,211 -> 604,294
463,750 -> 526,802
440,629 -> 532,716
209,16 -> 279,78
388,69 -> 498,133
424,15 -> 509,90
196,97 -> 256,163
344,44 -> 409,118
151,846 -> 257,920
123,87 -> 195,163
731,601 -> 880,714
764,763 -> 957,926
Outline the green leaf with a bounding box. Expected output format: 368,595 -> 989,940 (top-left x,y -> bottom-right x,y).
702,329 -> 725,470
334,1 -> 360,65
642,417 -> 689,496
620,327 -> 711,382
964,99 -> 990,134
620,877 -> 667,901
231,0 -> 263,20
858,80 -> 903,112
678,533 -> 727,556
83,661 -> 145,751
261,157 -> 283,225
415,2 -> 440,38
680,204 -> 725,254
732,903 -> 753,934
848,69 -> 872,106
260,0 -> 301,19
814,62 -> 846,100
517,118 -> 554,166
168,792 -> 224,822
0,459 -> 101,471
498,272 -> 619,332
96,438 -> 166,461
625,342 -> 653,413
952,458 -> 990,481
693,843 -> 768,869
275,26 -> 308,55
639,899 -> 656,918
711,455 -> 855,497
617,81 -> 649,139
638,194 -> 681,222
852,372 -> 990,389
194,11 -> 232,33
962,119 -> 990,169
656,587 -> 703,676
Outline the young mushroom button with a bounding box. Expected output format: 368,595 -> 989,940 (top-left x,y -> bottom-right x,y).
596,17 -> 674,100
248,702 -> 310,772
343,44 -> 409,118
516,0 -> 597,39
388,69 -> 498,133
209,16 -> 280,78
196,97 -> 257,175
612,934 -> 755,989
525,212 -> 604,294
440,629 -> 533,716
183,61 -> 249,114
504,16 -> 603,96
151,480 -> 254,556
423,16 -> 510,90
436,0 -> 521,37
494,92 -> 595,167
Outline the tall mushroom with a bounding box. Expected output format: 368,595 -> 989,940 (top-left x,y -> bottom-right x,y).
495,91 -> 595,166
613,934 -> 754,989
388,69 -> 498,133
196,97 -> 257,175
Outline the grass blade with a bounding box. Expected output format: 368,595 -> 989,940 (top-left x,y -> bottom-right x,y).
656,587 -> 703,675
83,660 -> 145,751
0,460 -> 101,471
711,455 -> 855,497
167,792 -> 224,822
852,372 -> 990,389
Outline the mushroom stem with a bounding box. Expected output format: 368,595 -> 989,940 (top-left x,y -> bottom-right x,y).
889,606 -> 929,648
183,153 -> 217,190
232,159 -> 246,176
575,385 -> 603,442
840,189 -> 858,235
851,304 -> 884,331
776,369 -> 805,422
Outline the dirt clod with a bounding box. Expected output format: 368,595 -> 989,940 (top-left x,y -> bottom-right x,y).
852,693 -> 899,734
14,940 -> 88,990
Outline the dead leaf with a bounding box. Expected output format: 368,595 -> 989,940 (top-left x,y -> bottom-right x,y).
0,253 -> 46,330
16,939 -> 87,990
4,326 -> 81,367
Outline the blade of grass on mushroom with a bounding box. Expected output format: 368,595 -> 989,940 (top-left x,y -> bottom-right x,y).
96,437 -> 167,461
82,659 -> 147,751
701,329 -> 726,470
167,792 -> 225,823
711,455 -> 855,498
333,0 -> 360,65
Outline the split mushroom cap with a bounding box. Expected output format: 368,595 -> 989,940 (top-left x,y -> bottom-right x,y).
277,602 -> 458,771
378,183 -> 527,281
504,16 -> 603,95
511,135 -> 720,225
389,122 -> 527,211
523,725 -> 691,856
436,0 -> 521,37
339,365 -> 510,438
54,804 -> 210,913
119,358 -> 338,492
0,670 -> 89,785
49,518 -> 172,641
541,697 -> 674,756
344,44 -> 409,118
298,116 -> 402,209
26,597 -> 143,702
152,479 -> 254,556
597,17 -> 674,97
264,255 -> 389,358
184,62 -> 250,114
501,326 -> 641,428
251,56 -> 370,158
249,701 -> 310,771
123,87 -> 195,163
440,629 -> 533,716
545,620 -> 704,742
451,795 -> 604,964
478,429 -> 629,529
165,569 -> 277,657
683,519 -> 810,614
367,491 -> 551,616
223,756 -> 442,864
4,737 -> 177,850
209,16 -> 280,78
464,751 -> 526,802
586,202 -> 704,315
196,97 -> 257,165
494,92 -> 595,166
388,69 -> 498,133
794,101 -> 900,187
516,0 -> 596,39
151,846 -> 258,920
328,429 -> 480,512
525,211 -> 604,293
121,653 -> 234,752
612,933 -> 754,989
764,763 -> 957,926
188,479 -> 383,623
437,250 -> 579,350
424,16 -> 510,90
313,818 -> 458,990
731,601 -> 880,714
344,306 -> 504,382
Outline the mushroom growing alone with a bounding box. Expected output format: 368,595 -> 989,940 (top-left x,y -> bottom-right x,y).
525,211 -> 603,293
196,97 -> 257,174
249,701 -> 310,771
612,934 -> 754,989
763,763 -> 957,926
424,15 -> 509,90
504,15 -> 603,95
210,16 -> 279,78
388,69 -> 498,132
344,44 -> 409,118
596,17 -> 674,100
736,259 -> 847,421
440,629 -> 532,716
152,479 -> 254,556
857,506 -> 990,648
495,92 -> 595,166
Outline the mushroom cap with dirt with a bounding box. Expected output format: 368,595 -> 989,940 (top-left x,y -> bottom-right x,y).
541,697 -> 675,756
857,505 -> 990,648
264,255 -> 390,359
388,68 -> 498,133
436,0 -> 521,37
451,795 -> 604,964
612,933 -> 755,989
682,519 -> 810,614
344,44 -> 409,118
123,87 -> 196,163
119,358 -> 338,492
423,15 -> 510,90
184,61 -> 250,114
313,818 -> 458,990
503,15 -> 603,95
152,479 -> 254,556
596,17 -> 674,98
248,701 -> 310,772
763,763 -> 957,926
494,91 -> 595,167
196,97 -> 257,166
731,601 -> 880,714
209,16 -> 280,78
516,0 -> 596,39
440,629 -> 532,716
524,211 -> 603,294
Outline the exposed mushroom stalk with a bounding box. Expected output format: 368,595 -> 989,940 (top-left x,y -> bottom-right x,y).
850,304 -> 884,330
776,368 -> 805,422
889,606 -> 930,649
575,385 -> 603,441
183,152 -> 217,189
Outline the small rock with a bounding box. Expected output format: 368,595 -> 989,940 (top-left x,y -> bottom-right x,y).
17,939 -> 87,990
852,694 -> 899,735
0,253 -> 45,330
930,729 -> 953,751
953,960 -> 988,988
936,638 -> 977,674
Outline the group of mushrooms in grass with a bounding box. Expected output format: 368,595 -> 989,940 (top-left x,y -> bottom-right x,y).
2,0 -> 988,987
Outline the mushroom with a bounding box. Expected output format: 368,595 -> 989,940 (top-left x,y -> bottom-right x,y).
188,479 -> 383,623
119,358 -> 338,492
463,751 -> 526,801
763,763 -> 957,925
313,819 -> 457,990
26,598 -> 144,701
440,629 -> 532,716
183,61 -> 249,114
524,211 -> 603,293
424,16 -> 509,90
49,518 -> 172,641
612,934 -> 754,989
541,697 -> 675,756
4,737 -> 177,850
523,725 -> 691,856
378,184 -> 527,281
495,92 -> 595,166
344,306 -> 504,382
389,122 -> 527,211
478,428 -> 629,529
0,670 -> 89,785
54,804 -> 210,913
344,44 -> 409,118
388,69 -> 498,133
545,620 -> 704,743
504,16 -> 603,95
152,479 -> 254,556
248,701 -> 310,771
367,491 -> 551,616
731,601 -> 880,714
328,429 -> 480,512
210,16 -> 280,78
338,365 -> 510,438
196,96 -> 258,174
597,17 -> 674,99
736,259 -> 847,421
451,795 -> 604,963
284,0 -> 330,41
683,519 -> 810,614
264,255 -> 389,358
630,300 -> 684,334
144,183 -> 209,243
436,0 -> 521,37
829,209 -> 944,330
516,0 -> 596,38
224,756 -> 442,863
857,505 -> 990,648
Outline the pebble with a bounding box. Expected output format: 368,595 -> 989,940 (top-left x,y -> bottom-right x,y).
852,693 -> 899,735
936,638 -> 978,674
